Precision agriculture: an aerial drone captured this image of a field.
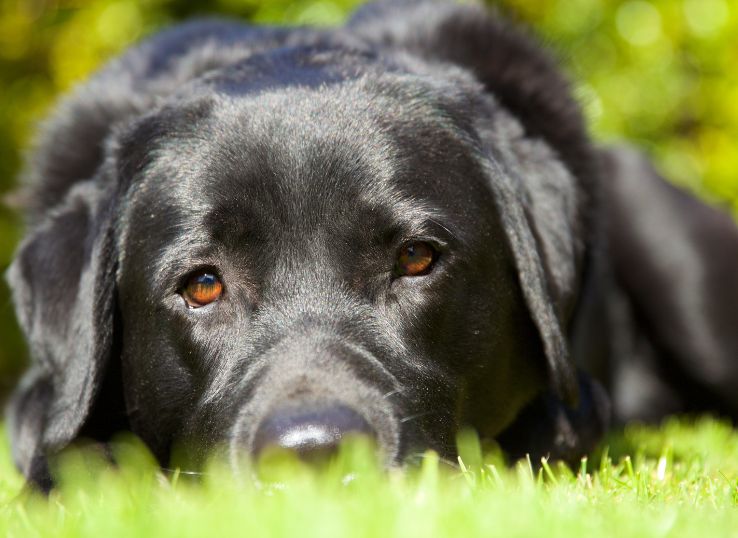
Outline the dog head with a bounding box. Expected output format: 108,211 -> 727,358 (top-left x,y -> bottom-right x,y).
7,2 -> 606,485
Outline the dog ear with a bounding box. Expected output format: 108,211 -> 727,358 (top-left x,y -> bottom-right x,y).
5,173 -> 118,487
351,1 -> 594,405
477,135 -> 581,406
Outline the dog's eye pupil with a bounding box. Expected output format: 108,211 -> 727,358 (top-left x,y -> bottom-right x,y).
395,242 -> 435,277
182,272 -> 223,308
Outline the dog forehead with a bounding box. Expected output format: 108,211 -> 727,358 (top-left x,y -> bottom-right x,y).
123,78 -> 491,239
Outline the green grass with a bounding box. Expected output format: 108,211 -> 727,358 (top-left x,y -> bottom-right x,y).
2,417 -> 738,537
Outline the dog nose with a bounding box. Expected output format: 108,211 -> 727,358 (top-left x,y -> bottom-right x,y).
252,403 -> 375,463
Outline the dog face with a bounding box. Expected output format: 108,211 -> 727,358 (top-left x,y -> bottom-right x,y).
8,2 -> 607,485
116,74 -> 550,467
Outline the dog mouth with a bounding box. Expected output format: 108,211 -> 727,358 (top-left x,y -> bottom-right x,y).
226,391 -> 462,482
225,375 -> 461,476
164,316 -> 461,476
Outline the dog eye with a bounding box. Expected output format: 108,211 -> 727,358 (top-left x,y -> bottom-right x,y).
182,272 -> 223,308
395,242 -> 436,277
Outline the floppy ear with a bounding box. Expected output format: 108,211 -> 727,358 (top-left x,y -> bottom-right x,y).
475,127 -> 581,406
5,174 -> 118,487
350,1 -> 595,405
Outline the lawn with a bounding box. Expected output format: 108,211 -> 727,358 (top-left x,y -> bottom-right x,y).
1,417 -> 737,537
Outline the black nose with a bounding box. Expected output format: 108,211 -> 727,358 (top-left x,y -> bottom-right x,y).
252,403 -> 375,463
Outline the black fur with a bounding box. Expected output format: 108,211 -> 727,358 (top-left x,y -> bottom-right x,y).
6,0 -> 738,487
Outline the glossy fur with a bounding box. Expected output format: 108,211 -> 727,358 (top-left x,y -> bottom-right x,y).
6,0 -> 738,488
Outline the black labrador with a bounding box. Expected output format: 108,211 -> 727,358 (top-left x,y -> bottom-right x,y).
7,0 -> 738,488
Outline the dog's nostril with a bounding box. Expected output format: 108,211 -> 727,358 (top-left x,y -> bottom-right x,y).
252,404 -> 375,463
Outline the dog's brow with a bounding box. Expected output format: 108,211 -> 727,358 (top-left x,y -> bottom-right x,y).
396,214 -> 459,248
426,217 -> 457,242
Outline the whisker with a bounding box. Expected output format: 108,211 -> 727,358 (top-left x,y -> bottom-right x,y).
161,467 -> 207,477
403,452 -> 459,469
399,410 -> 436,423
403,452 -> 426,465
438,456 -> 460,469
382,388 -> 404,400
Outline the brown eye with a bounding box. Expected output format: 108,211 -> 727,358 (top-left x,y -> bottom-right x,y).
182,272 -> 223,308
395,242 -> 436,277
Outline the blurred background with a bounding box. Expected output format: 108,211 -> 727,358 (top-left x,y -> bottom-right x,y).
0,0 -> 736,400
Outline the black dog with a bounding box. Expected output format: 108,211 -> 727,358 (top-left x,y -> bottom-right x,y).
7,0 -> 738,487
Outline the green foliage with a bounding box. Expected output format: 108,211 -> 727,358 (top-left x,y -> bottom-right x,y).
2,418 -> 738,537
0,0 -> 736,389
505,0 -> 738,209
